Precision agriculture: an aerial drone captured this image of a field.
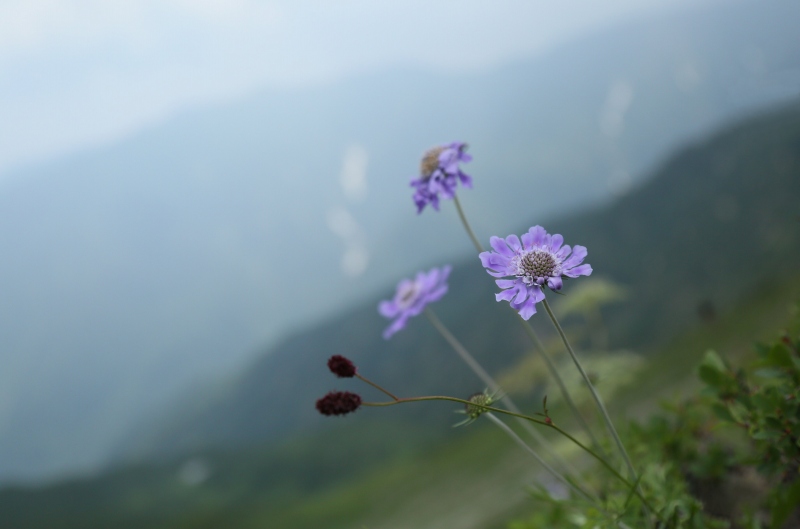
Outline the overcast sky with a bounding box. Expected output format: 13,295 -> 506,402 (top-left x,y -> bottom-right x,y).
0,0 -> 704,176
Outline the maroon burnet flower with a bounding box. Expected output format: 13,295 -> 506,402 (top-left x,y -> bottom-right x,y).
316,391 -> 362,416
327,355 -> 357,378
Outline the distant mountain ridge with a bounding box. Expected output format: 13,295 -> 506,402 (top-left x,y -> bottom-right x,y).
2,0 -> 800,482
119,97 -> 800,461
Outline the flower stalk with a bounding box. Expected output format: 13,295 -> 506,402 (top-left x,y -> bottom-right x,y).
541,298 -> 638,481
424,307 -> 585,481
452,194 -> 483,253
485,412 -> 595,503
362,394 -> 661,522
542,298 -> 652,529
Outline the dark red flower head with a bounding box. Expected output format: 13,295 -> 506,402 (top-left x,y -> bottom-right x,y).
316,391 -> 362,416
327,355 -> 357,378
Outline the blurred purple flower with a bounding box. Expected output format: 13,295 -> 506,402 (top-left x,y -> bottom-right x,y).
379,266 -> 452,339
479,226 -> 592,320
410,142 -> 472,213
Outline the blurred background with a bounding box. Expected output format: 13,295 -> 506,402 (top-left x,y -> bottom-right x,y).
0,1 -> 799,527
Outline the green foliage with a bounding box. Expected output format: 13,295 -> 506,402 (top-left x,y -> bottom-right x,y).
510,307 -> 800,528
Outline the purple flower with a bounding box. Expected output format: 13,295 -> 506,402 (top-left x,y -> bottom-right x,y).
410,142 -> 473,213
379,266 -> 452,339
479,226 -> 593,320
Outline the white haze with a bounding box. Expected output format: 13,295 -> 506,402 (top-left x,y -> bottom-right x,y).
0,0 -> 703,176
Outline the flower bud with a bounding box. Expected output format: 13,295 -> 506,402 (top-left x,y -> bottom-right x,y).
465,391 -> 494,420
327,355 -> 357,378
316,391 -> 362,416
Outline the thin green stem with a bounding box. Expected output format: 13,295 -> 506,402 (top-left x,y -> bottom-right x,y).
540,301 -> 655,525
541,298 -> 639,482
362,395 -> 661,522
452,194 -> 484,253
517,316 -> 605,453
424,307 -> 585,482
485,413 -> 595,503
356,374 -> 399,401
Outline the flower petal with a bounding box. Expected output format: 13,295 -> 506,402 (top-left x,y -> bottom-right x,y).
496,288 -> 517,302
528,225 -> 548,247
547,277 -> 563,291
521,231 -> 535,250
378,300 -> 399,318
516,298 -> 538,320
564,264 -> 592,277
480,252 -> 512,274
382,315 -> 409,340
513,282 -> 528,304
505,234 -> 522,252
490,236 -> 514,257
495,279 -> 517,289
530,285 -> 546,304
562,245 -> 587,269
549,234 -> 564,253
426,284 -> 449,304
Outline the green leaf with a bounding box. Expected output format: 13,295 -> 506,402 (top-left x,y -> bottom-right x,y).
711,403 -> 734,422
753,367 -> 785,379
751,429 -> 780,441
750,394 -> 774,413
772,479 -> 800,528
765,343 -> 793,368
727,401 -> 749,423
701,349 -> 728,372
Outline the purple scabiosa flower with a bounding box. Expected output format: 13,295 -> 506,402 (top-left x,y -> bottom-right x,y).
316,391 -> 362,416
479,226 -> 593,320
327,355 -> 357,378
410,142 -> 473,213
379,266 -> 452,339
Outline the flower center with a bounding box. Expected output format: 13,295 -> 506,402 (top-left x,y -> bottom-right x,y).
515,249 -> 559,285
396,281 -> 421,310
419,146 -> 445,178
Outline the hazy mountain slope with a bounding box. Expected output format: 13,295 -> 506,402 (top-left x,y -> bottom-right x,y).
121,97 -> 800,461
2,163 -> 797,529
1,0 -> 799,482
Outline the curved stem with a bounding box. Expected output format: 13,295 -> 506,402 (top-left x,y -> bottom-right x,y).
485,413 -> 595,503
452,194 -> 484,253
517,317 -> 605,454
541,299 -> 637,481
356,374 -> 399,401
362,395 -> 661,521
424,307 -> 585,482
542,299 -> 652,527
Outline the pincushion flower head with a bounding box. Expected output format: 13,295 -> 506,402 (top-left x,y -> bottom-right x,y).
379,266 -> 451,339
410,142 -> 472,213
479,226 -> 592,320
